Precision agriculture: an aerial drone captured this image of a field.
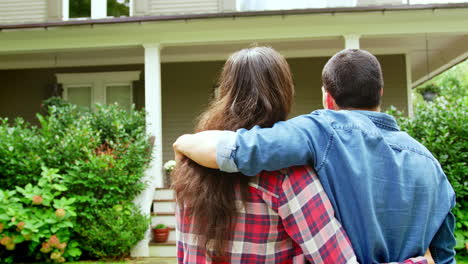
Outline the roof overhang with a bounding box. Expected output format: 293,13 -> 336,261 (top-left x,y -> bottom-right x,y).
1,3 -> 468,30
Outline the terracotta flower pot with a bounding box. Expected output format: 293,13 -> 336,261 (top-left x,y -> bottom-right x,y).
152,227 -> 169,243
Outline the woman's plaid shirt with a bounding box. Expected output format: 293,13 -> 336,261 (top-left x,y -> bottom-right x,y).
176,166 -> 428,264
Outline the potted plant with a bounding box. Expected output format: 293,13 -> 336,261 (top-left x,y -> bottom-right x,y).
163,160 -> 176,187
416,83 -> 440,101
152,224 -> 170,243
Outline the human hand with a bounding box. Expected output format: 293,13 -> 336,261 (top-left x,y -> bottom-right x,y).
424,249 -> 434,264
173,131 -> 221,169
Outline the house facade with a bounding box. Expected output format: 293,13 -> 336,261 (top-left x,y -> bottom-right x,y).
1,0 -> 467,257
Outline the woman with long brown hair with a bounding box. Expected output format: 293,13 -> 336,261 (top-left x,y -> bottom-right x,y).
172,47 -> 430,264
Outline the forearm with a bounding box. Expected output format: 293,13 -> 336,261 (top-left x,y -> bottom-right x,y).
173,131 -> 225,169
232,115 -> 327,175
173,113 -> 328,175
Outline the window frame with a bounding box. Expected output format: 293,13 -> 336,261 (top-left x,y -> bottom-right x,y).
56,71 -> 140,110
62,0 -> 134,20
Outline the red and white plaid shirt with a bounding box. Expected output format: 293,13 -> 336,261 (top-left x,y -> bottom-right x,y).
176,166 -> 428,264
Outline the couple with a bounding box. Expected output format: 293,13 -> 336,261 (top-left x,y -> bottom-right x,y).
172,47 -> 456,263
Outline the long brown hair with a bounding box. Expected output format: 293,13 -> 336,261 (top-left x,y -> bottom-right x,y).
172,46 -> 294,258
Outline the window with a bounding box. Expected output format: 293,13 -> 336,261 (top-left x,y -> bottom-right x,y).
64,0 -> 131,20
56,71 -> 140,111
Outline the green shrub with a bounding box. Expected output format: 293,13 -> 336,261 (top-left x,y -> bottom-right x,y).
388,78 -> 468,257
77,203 -> 149,259
0,99 -> 151,260
0,118 -> 42,188
0,167 -> 81,263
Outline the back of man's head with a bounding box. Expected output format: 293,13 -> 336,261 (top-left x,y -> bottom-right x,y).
322,49 -> 384,109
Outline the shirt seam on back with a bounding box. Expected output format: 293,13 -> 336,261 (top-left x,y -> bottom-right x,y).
388,143 -> 436,161
365,115 -> 400,131
331,124 -> 381,137
316,133 -> 333,172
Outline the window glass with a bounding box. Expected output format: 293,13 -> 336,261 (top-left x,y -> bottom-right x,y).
67,86 -> 92,108
106,84 -> 132,111
70,0 -> 91,18
108,0 -> 130,17
69,0 -> 130,18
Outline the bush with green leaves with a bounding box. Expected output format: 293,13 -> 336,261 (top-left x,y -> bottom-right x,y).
388,76 -> 467,257
77,203 -> 150,258
0,167 -> 81,263
0,99 -> 152,260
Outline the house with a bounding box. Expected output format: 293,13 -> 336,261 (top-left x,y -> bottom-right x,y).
1,0 -> 467,258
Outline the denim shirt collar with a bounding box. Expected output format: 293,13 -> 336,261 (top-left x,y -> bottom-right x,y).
350,110 -> 400,131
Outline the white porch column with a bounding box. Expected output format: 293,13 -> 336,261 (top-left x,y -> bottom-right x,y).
405,53 -> 414,117
144,43 -> 164,189
131,43 -> 163,257
91,0 -> 107,19
62,0 -> 69,21
343,34 -> 361,49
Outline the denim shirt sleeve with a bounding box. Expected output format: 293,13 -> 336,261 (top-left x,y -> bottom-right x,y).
216,131 -> 239,173
429,186 -> 457,264
217,112 -> 331,176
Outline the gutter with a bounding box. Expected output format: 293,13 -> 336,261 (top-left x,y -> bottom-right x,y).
1,3 -> 468,30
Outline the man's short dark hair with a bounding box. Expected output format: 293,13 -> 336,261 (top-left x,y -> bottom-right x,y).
322,49 -> 384,109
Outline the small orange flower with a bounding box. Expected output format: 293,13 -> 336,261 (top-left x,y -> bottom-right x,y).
16,221 -> 25,231
48,235 -> 60,247
55,208 -> 66,218
40,242 -> 52,253
0,236 -> 11,246
32,195 -> 43,205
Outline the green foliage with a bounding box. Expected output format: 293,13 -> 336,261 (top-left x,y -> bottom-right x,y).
70,0 -> 130,18
388,72 -> 468,257
107,0 -> 130,17
416,83 -> 440,95
154,224 -> 167,229
0,167 -> 80,263
0,99 -> 151,260
77,203 -> 149,259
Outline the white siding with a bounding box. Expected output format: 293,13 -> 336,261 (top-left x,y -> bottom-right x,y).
149,0 -> 219,15
0,0 -> 48,24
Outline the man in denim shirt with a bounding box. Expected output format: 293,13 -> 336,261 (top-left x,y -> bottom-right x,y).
173,49 -> 456,263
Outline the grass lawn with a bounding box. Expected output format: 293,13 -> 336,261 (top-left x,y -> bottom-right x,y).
31,257 -> 177,264
32,255 -> 468,263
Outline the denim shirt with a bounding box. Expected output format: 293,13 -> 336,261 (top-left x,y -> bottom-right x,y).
216,109 -> 456,264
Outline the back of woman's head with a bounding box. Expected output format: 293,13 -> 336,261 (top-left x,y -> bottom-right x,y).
198,46 -> 294,131
173,46 -> 294,258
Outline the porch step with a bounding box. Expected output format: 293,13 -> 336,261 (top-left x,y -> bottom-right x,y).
153,199 -> 176,214
151,188 -> 177,257
149,241 -> 177,257
151,212 -> 176,227
154,188 -> 175,200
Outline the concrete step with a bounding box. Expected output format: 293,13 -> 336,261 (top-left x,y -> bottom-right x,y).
152,212 -> 176,227
149,241 -> 177,257
153,199 -> 176,214
154,188 -> 174,201
135,257 -> 177,264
